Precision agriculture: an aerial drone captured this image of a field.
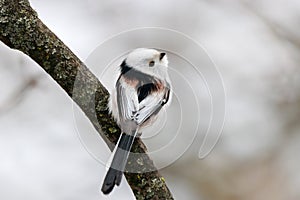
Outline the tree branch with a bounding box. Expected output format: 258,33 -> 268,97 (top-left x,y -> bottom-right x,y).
0,0 -> 173,199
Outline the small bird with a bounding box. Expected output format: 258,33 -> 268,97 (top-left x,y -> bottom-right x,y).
101,48 -> 172,194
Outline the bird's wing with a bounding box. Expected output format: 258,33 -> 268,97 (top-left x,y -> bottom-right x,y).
135,86 -> 171,125
116,78 -> 139,122
117,76 -> 171,126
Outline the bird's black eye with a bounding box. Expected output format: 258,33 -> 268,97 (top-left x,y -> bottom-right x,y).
149,61 -> 155,67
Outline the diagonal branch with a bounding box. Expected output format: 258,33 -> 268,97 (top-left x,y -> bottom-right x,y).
0,0 -> 173,199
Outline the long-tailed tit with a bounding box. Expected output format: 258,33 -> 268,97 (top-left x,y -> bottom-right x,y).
101,48 -> 172,194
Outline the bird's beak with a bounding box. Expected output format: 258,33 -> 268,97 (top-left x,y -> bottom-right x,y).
159,52 -> 166,61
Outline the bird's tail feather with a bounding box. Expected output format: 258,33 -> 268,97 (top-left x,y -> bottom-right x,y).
101,132 -> 136,195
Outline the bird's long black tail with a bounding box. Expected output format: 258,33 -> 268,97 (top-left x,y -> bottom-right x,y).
101,133 -> 136,195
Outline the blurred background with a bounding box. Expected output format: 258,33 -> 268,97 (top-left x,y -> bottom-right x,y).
1,0 -> 300,199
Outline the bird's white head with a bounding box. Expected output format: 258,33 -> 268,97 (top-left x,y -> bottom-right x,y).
124,48 -> 169,79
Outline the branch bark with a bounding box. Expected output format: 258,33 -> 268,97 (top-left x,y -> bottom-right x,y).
0,0 -> 174,199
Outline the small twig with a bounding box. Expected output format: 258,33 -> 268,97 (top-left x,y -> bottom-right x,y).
0,73 -> 42,114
